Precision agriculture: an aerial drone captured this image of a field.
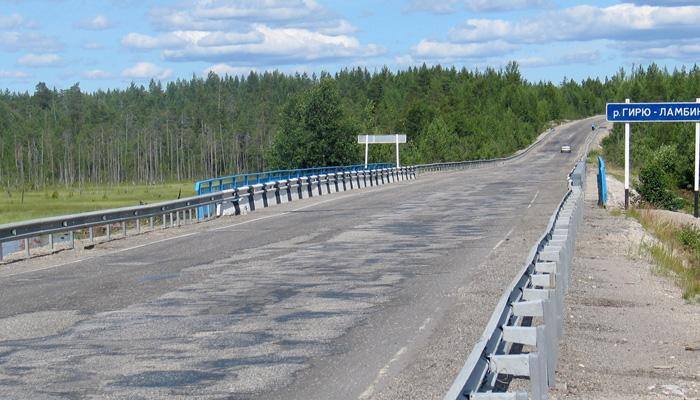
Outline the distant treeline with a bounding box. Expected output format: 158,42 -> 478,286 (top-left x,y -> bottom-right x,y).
2,62 -> 681,190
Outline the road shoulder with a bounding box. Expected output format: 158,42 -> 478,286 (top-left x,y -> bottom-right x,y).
553,165 -> 700,399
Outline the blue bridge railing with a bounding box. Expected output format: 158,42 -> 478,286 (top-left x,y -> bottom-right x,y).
597,156 -> 607,207
194,163 -> 393,195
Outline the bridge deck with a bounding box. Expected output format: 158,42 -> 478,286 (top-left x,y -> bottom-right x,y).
0,116 -> 603,400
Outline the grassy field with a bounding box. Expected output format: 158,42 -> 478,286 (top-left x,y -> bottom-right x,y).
629,208 -> 700,301
0,182 -> 196,225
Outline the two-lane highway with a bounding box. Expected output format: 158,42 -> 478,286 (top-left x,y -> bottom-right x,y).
0,116 -> 603,399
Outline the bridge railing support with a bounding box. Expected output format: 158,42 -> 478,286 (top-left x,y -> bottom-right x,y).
0,167 -> 416,263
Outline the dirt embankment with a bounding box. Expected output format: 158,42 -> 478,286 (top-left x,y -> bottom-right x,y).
552,162 -> 700,399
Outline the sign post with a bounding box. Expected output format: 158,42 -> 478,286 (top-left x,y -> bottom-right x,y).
357,134 -> 407,169
395,134 -> 400,167
606,100 -> 700,216
364,134 -> 369,168
624,98 -> 630,209
696,98 -> 700,217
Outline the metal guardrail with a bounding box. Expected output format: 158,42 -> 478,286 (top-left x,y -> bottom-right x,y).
0,167 -> 415,262
194,163 -> 394,195
444,127 -> 599,400
444,165 -> 584,400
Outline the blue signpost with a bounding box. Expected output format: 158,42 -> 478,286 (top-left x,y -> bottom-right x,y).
606,99 -> 700,216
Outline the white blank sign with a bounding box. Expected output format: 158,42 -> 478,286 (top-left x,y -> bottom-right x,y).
357,134 -> 407,144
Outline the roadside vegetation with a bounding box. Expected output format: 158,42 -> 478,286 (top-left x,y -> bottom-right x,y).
628,209 -> 700,300
0,182 -> 195,225
601,65 -> 700,211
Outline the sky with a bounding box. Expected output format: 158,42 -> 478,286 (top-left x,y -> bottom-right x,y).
1,0 -> 699,92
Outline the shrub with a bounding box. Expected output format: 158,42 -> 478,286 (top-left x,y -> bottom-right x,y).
677,224 -> 700,252
637,145 -> 684,210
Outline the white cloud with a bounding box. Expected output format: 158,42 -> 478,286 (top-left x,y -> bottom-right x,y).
449,4 -> 700,44
82,42 -> 103,50
560,49 -> 601,64
82,69 -> 112,79
395,54 -> 416,65
204,63 -> 256,76
160,24 -> 384,65
516,50 -> 602,68
0,13 -> 24,29
0,31 -> 62,52
406,0 -> 549,14
628,0 -> 700,4
121,32 -> 189,49
515,56 -> 550,68
121,62 -> 172,80
151,0 -> 328,30
127,1 -> 382,67
316,19 -> 357,35
122,30 -> 263,50
76,14 -> 113,30
0,69 -> 29,79
17,53 -> 62,67
625,41 -> 700,60
413,39 -> 517,60
196,31 -> 264,46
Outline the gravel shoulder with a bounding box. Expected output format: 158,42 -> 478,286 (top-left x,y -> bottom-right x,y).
553,163 -> 700,399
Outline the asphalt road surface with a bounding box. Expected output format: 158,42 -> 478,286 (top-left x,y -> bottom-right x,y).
0,117 -> 604,400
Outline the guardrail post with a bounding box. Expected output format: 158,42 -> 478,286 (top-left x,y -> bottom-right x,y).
122,221 -> 127,237
24,238 -> 30,257
88,228 -> 94,244
107,224 -> 112,239
273,182 -> 282,205
340,173 -> 347,192
316,175 -> 324,196
308,177 -> 315,197
293,178 -> 303,199
50,233 -> 55,250
0,243 -> 3,261
136,218 -> 141,234
69,231 -> 74,250
262,183 -> 271,207
331,173 -> 339,193
286,181 -> 293,202
248,186 -> 257,211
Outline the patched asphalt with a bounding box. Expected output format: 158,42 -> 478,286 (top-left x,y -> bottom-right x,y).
0,117 -> 603,399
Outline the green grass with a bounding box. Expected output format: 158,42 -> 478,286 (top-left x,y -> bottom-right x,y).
628,208 -> 700,301
586,148 -> 601,164
0,182 -> 196,225
609,208 -> 622,217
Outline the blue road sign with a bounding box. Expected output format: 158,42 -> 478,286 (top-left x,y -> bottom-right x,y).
607,102 -> 700,122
